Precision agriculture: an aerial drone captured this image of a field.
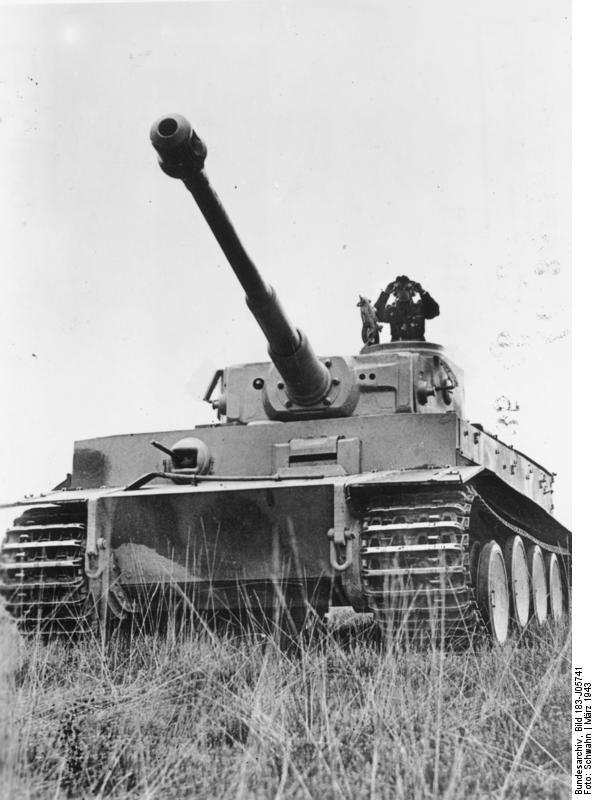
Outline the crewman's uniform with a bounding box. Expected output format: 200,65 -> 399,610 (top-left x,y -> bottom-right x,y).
374,289 -> 440,341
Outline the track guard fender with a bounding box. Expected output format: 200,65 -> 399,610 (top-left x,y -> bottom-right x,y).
345,466 -> 483,510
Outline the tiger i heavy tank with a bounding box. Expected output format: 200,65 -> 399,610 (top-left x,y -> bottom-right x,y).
0,114 -> 571,643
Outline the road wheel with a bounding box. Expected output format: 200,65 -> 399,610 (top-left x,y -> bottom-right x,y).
476,541 -> 509,644
503,536 -> 530,630
545,552 -> 565,622
527,544 -> 547,624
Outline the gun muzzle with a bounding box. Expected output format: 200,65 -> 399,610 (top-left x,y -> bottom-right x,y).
150,114 -> 207,180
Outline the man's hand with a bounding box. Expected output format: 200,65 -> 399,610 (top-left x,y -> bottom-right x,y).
412,281 -> 423,294
385,281 -> 397,294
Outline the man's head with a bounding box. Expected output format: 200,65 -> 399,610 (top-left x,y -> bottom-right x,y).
393,275 -> 414,302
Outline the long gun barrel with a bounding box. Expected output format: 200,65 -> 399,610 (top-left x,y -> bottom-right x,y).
150,114 -> 331,406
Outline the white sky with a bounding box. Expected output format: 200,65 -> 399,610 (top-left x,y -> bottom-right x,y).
0,1 -> 571,524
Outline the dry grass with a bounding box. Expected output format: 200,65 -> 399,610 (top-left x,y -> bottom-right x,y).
0,607 -> 571,800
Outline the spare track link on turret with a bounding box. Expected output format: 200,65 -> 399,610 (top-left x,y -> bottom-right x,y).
0,503 -> 92,636
360,484 -> 480,639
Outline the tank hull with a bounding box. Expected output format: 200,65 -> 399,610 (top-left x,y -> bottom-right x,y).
0,462 -> 570,639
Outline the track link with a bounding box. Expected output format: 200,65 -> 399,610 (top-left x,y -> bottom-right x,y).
360,485 -> 479,638
0,503 -> 92,636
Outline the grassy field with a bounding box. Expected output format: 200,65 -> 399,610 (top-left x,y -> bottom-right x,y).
0,609 -> 571,800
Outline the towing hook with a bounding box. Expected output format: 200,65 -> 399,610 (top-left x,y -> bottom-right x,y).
328,526 -> 354,571
329,538 -> 353,572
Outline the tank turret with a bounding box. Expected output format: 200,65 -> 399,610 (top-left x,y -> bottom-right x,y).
150,114 -> 357,418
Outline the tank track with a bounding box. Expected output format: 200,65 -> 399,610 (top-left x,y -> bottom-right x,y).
360,484 -> 479,639
0,503 -> 93,636
359,482 -> 570,639
360,484 -> 570,640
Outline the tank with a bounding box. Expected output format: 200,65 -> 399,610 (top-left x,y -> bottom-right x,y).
0,114 -> 571,643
